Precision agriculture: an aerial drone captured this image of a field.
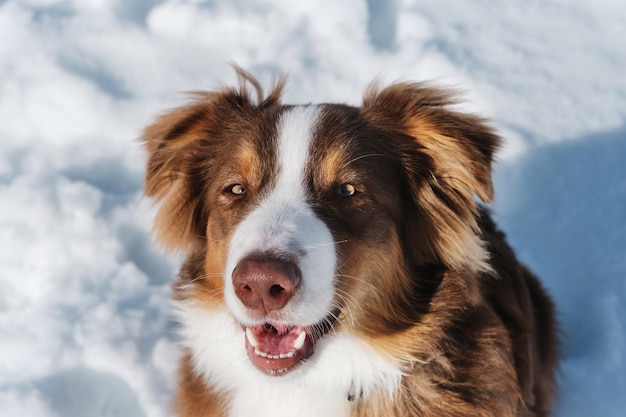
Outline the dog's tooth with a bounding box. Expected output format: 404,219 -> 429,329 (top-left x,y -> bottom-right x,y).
254,348 -> 267,358
279,351 -> 296,359
245,328 -> 259,348
293,331 -> 306,350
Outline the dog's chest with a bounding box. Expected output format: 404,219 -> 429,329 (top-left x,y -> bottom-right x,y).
227,385 -> 351,417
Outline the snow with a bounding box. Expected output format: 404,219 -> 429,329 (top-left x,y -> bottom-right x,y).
0,0 -> 624,415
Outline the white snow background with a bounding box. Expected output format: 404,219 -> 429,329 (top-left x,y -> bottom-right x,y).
0,0 -> 624,416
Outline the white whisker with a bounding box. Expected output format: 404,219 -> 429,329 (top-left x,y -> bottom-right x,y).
340,153 -> 390,170
303,239 -> 349,250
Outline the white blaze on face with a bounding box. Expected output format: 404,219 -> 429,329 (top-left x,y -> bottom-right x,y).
224,105 -> 337,326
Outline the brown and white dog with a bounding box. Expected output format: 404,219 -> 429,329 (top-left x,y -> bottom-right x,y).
141,68 -> 558,417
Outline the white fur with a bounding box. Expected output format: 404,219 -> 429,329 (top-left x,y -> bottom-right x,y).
224,106 -> 337,326
176,303 -> 403,417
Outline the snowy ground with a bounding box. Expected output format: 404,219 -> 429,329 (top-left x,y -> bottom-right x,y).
0,0 -> 624,416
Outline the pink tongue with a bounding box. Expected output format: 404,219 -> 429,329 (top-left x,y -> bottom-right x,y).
250,324 -> 299,354
245,324 -> 315,375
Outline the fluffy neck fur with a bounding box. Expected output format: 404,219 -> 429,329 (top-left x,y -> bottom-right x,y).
176,303 -> 403,417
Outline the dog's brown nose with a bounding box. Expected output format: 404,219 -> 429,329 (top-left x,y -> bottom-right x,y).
232,254 -> 301,315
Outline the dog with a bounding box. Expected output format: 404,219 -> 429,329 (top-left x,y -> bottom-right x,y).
141,68 -> 558,417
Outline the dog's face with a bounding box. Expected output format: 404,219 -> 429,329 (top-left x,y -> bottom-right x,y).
142,72 -> 500,377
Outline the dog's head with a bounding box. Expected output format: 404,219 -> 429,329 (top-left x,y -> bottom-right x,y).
142,69 -> 500,376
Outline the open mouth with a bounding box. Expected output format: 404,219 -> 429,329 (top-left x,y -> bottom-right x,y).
243,315 -> 336,376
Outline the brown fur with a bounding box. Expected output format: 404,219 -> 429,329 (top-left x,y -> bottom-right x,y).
142,68 -> 558,416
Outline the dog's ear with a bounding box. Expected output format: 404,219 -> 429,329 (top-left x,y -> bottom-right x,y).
362,82 -> 501,272
141,67 -> 285,250
141,97 -> 214,250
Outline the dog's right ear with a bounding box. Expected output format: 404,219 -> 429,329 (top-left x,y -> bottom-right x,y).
141,67 -> 285,251
141,97 -> 215,250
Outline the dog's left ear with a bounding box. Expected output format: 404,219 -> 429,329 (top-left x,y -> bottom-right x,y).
362,82 -> 501,272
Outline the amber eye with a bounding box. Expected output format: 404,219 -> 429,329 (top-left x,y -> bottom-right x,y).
337,183 -> 356,197
229,184 -> 246,195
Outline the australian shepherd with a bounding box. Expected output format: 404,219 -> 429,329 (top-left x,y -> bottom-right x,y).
141,68 -> 558,417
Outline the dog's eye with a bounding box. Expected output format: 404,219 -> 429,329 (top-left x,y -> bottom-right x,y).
337,183 -> 356,197
229,184 -> 246,195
